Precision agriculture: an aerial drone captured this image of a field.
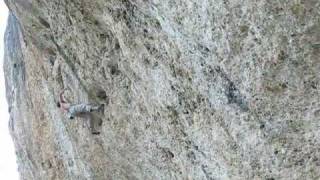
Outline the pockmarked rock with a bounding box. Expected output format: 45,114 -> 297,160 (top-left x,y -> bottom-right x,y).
4,0 -> 320,179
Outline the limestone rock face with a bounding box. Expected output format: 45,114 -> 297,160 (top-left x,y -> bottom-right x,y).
4,0 -> 320,179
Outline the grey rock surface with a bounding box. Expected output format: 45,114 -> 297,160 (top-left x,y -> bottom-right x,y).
3,0 -> 320,179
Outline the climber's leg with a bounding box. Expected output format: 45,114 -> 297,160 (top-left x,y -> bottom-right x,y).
74,103 -> 103,112
90,118 -> 100,135
73,104 -> 94,113
66,104 -> 88,119
89,104 -> 104,112
67,103 -> 104,119
87,114 -> 100,135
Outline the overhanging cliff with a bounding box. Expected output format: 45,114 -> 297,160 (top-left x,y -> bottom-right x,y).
4,0 -> 320,179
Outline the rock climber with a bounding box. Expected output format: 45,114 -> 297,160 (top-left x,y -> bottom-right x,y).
57,88 -> 104,134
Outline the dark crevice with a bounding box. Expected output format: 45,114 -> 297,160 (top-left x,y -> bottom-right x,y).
38,17 -> 50,29
214,66 -> 249,111
201,165 -> 214,180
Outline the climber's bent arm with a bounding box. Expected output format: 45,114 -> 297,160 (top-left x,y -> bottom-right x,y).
59,89 -> 67,103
